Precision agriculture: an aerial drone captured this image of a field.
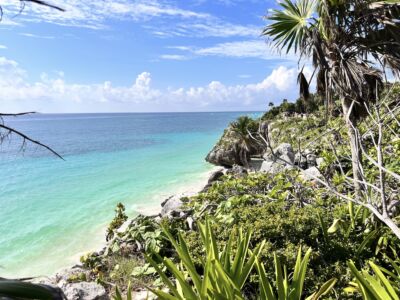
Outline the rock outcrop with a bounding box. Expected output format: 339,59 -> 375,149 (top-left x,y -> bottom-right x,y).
205,126 -> 262,167
62,282 -> 108,300
258,143 -> 323,177
160,195 -> 184,218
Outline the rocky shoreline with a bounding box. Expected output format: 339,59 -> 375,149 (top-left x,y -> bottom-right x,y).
35,167 -> 225,300
36,137 -> 325,299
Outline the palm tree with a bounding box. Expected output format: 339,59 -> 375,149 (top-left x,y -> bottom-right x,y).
263,0 -> 400,197
231,116 -> 257,168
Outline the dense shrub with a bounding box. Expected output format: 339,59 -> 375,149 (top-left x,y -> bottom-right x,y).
171,172 -> 387,297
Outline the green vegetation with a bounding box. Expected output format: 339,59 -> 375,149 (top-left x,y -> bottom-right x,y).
76,83 -> 400,298
2,1 -> 399,300
149,220 -> 336,300
107,203 -> 128,241
230,116 -> 259,168
264,0 -> 400,200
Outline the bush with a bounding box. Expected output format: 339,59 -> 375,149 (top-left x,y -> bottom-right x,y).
175,172 -> 382,297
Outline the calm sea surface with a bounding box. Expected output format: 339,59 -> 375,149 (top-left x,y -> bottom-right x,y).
0,112 -> 258,277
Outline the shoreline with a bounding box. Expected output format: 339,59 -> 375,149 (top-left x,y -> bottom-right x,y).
53,165 -> 222,278
132,166 -> 221,216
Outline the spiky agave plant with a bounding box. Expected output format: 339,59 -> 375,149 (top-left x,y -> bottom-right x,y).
146,220 -> 336,299
346,258 -> 400,299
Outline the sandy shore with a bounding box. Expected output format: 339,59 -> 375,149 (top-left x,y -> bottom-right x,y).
132,166 -> 222,216
59,166 -> 222,278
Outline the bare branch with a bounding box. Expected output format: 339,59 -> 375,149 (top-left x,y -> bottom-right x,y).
0,123 -> 64,160
0,112 -> 36,117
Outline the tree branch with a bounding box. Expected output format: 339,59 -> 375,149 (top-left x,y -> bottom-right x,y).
0,123 -> 64,160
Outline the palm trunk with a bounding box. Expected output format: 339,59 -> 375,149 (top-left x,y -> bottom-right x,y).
341,98 -> 363,199
241,149 -> 249,169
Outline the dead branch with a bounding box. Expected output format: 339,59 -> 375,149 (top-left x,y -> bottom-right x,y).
0,123 -> 64,160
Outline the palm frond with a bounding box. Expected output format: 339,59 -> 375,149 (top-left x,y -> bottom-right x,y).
263,0 -> 317,54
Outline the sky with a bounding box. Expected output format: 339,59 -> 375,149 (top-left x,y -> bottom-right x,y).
0,0 -> 305,113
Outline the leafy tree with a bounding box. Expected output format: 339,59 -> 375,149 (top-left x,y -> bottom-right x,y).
230,116 -> 258,168
263,0 -> 400,197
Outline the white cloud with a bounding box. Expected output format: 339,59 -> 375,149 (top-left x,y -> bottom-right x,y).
151,21 -> 262,38
19,33 -> 55,39
0,45 -> 7,49
0,0 -> 210,29
168,40 -> 297,61
160,54 -> 189,60
0,56 -> 304,112
0,0 -> 263,39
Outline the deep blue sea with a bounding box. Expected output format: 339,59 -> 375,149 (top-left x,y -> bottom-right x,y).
0,112 -> 257,277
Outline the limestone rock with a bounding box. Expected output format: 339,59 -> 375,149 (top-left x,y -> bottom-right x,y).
302,166 -> 322,181
260,161 -> 292,174
62,282 -> 108,300
205,125 -> 262,167
133,290 -> 156,300
205,145 -> 240,167
264,143 -> 294,164
161,196 -> 183,217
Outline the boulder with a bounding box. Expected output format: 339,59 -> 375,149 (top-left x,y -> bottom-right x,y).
205,146 -> 240,167
54,267 -> 89,285
161,196 -> 183,217
205,125 -> 263,167
302,166 -> 322,181
133,290 -> 156,300
207,170 -> 224,184
260,161 -> 292,174
61,282 -> 108,300
260,161 -> 275,173
264,143 -> 294,164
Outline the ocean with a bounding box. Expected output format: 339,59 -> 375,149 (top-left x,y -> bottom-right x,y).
0,112 -> 257,277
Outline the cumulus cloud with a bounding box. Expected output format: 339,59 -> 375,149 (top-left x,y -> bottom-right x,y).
0,56 -> 304,113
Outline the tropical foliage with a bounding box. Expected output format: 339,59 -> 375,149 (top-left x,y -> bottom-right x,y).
149,220 -> 336,300
264,0 -> 400,201
230,116 -> 259,167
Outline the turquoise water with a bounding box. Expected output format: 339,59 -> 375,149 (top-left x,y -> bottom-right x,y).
0,112 -> 256,277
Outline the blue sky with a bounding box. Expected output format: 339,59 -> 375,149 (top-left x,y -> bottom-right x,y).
0,0 -> 304,113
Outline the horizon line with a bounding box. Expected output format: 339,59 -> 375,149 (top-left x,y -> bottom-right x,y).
22,110 -> 264,115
